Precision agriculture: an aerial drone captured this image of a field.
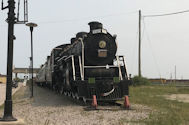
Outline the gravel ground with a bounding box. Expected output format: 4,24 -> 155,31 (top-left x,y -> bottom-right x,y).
0,83 -> 22,105
0,85 -> 152,125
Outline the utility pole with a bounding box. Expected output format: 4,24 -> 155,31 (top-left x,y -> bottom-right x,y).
138,10 -> 142,77
175,65 -> 176,83
170,73 -> 172,83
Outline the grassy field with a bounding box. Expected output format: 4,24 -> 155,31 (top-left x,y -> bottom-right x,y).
0,104 -> 3,110
129,84 -> 189,125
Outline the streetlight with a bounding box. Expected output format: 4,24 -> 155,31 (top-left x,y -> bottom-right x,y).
0,0 -> 17,121
26,22 -> 37,98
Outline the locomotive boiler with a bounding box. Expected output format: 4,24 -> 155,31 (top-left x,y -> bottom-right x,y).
36,21 -> 131,108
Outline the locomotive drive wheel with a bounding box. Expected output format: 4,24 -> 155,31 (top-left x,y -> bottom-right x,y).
52,84 -> 57,91
63,63 -> 72,91
59,85 -> 64,94
64,91 -> 67,96
75,93 -> 79,100
52,73 -> 57,90
65,66 -> 71,90
82,97 -> 87,104
71,92 -> 75,99
68,92 -> 71,97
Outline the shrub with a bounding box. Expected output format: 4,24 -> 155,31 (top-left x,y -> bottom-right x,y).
132,76 -> 151,86
13,77 -> 24,82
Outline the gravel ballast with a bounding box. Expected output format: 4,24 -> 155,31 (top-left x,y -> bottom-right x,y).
0,85 -> 152,125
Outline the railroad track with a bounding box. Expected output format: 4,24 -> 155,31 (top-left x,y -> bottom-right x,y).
37,84 -> 129,110
61,90 -> 126,109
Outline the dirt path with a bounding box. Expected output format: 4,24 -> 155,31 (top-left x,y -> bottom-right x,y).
0,83 -> 22,106
0,85 -> 152,125
164,94 -> 189,103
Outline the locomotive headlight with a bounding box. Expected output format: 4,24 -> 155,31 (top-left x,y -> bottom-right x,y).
99,41 -> 106,48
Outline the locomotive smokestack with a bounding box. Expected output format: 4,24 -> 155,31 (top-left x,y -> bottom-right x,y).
88,21 -> 103,31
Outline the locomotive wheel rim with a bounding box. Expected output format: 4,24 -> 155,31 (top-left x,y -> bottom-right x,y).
60,86 -> 64,94
64,91 -> 67,96
66,68 -> 70,88
68,92 -> 71,97
75,93 -> 79,100
72,92 -> 75,99
52,85 -> 56,91
82,97 -> 86,103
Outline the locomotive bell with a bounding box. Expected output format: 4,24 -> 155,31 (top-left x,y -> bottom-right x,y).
88,21 -> 103,31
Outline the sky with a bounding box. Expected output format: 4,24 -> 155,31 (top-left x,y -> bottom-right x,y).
0,0 -> 189,79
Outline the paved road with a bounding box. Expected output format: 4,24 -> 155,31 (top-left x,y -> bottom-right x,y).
0,83 -> 22,106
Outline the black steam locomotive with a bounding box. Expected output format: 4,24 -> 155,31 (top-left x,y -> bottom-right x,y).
36,22 -> 131,107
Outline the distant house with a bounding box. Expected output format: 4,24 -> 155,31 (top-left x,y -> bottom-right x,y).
0,74 -> 6,84
149,78 -> 167,84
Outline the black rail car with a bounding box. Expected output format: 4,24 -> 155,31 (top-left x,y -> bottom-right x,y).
36,21 -> 131,105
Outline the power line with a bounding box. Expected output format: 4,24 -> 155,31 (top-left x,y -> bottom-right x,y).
0,11 -> 138,26
37,11 -> 138,24
130,28 -> 139,74
143,9 -> 189,18
142,18 -> 162,78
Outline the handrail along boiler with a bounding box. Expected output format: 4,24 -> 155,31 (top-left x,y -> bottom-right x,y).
36,22 -> 131,104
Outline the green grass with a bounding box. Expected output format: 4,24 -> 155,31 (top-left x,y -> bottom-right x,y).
129,85 -> 189,125
0,104 -> 4,110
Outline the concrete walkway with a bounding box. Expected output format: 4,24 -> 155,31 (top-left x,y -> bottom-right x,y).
0,83 -> 22,106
